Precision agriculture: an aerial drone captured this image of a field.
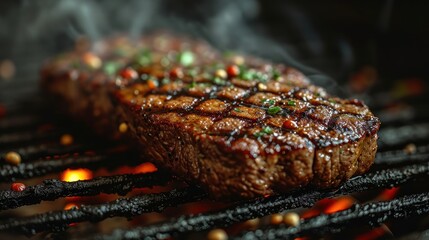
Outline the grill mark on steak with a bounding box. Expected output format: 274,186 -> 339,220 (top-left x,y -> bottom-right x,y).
118,85 -> 377,149
41,32 -> 380,199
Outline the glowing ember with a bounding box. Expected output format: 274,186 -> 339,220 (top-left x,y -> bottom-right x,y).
64,203 -> 79,210
61,168 -> 93,182
355,227 -> 387,240
60,134 -> 74,146
324,196 -> 354,214
134,162 -> 157,173
64,203 -> 79,227
377,187 -> 400,201
301,209 -> 320,219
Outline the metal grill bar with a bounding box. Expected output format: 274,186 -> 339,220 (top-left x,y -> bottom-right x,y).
0,142 -> 119,162
0,115 -> 45,133
0,171 -> 171,210
0,130 -> 64,149
235,192 -> 429,240
93,162 -> 429,240
0,151 -> 140,182
378,123 -> 429,149
374,144 -> 429,165
0,186 -> 207,234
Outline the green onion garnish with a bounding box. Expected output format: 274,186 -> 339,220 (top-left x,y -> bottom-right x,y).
272,69 -> 281,80
178,51 -> 194,66
254,126 -> 273,137
103,62 -> 121,76
213,77 -> 226,86
261,99 -> 275,106
135,49 -> 152,66
267,106 -> 282,115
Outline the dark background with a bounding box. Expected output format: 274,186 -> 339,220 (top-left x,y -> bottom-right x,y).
0,0 -> 428,101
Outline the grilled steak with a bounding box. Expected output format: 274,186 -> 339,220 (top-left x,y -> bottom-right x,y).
41,33 -> 380,199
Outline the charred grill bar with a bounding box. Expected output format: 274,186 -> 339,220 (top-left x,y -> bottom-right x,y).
0,187 -> 206,235
0,171 -> 172,210
0,151 -> 140,181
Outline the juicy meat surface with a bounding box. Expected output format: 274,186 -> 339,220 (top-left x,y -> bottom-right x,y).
41,33 -> 380,199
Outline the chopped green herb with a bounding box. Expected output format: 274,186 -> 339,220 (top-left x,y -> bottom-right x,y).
177,51 -> 194,66
213,77 -> 226,86
135,49 -> 152,66
233,108 -> 242,112
241,69 -> 254,81
188,81 -> 196,88
262,126 -> 273,134
103,62 -> 121,76
287,100 -> 296,106
267,106 -> 282,115
161,78 -> 170,85
261,99 -> 275,106
272,69 -> 281,80
254,126 -> 273,138
254,71 -> 268,83
253,132 -> 264,138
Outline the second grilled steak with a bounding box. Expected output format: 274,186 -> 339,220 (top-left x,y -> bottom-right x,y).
41,33 -> 380,199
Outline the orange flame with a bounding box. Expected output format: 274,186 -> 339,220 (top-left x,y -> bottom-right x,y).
61,168 -> 93,182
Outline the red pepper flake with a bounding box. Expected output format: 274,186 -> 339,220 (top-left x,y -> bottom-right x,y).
226,65 -> 240,77
11,182 -> 26,192
283,120 -> 298,129
119,67 -> 138,80
169,67 -> 184,78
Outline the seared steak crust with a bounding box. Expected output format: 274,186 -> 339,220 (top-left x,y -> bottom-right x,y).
41,33 -> 380,199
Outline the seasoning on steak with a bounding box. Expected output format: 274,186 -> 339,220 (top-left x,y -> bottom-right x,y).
41,33 -> 380,199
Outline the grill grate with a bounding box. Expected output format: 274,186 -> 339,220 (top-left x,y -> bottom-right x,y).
1,97 -> 429,239
90,162 -> 429,240
234,192 -> 429,240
